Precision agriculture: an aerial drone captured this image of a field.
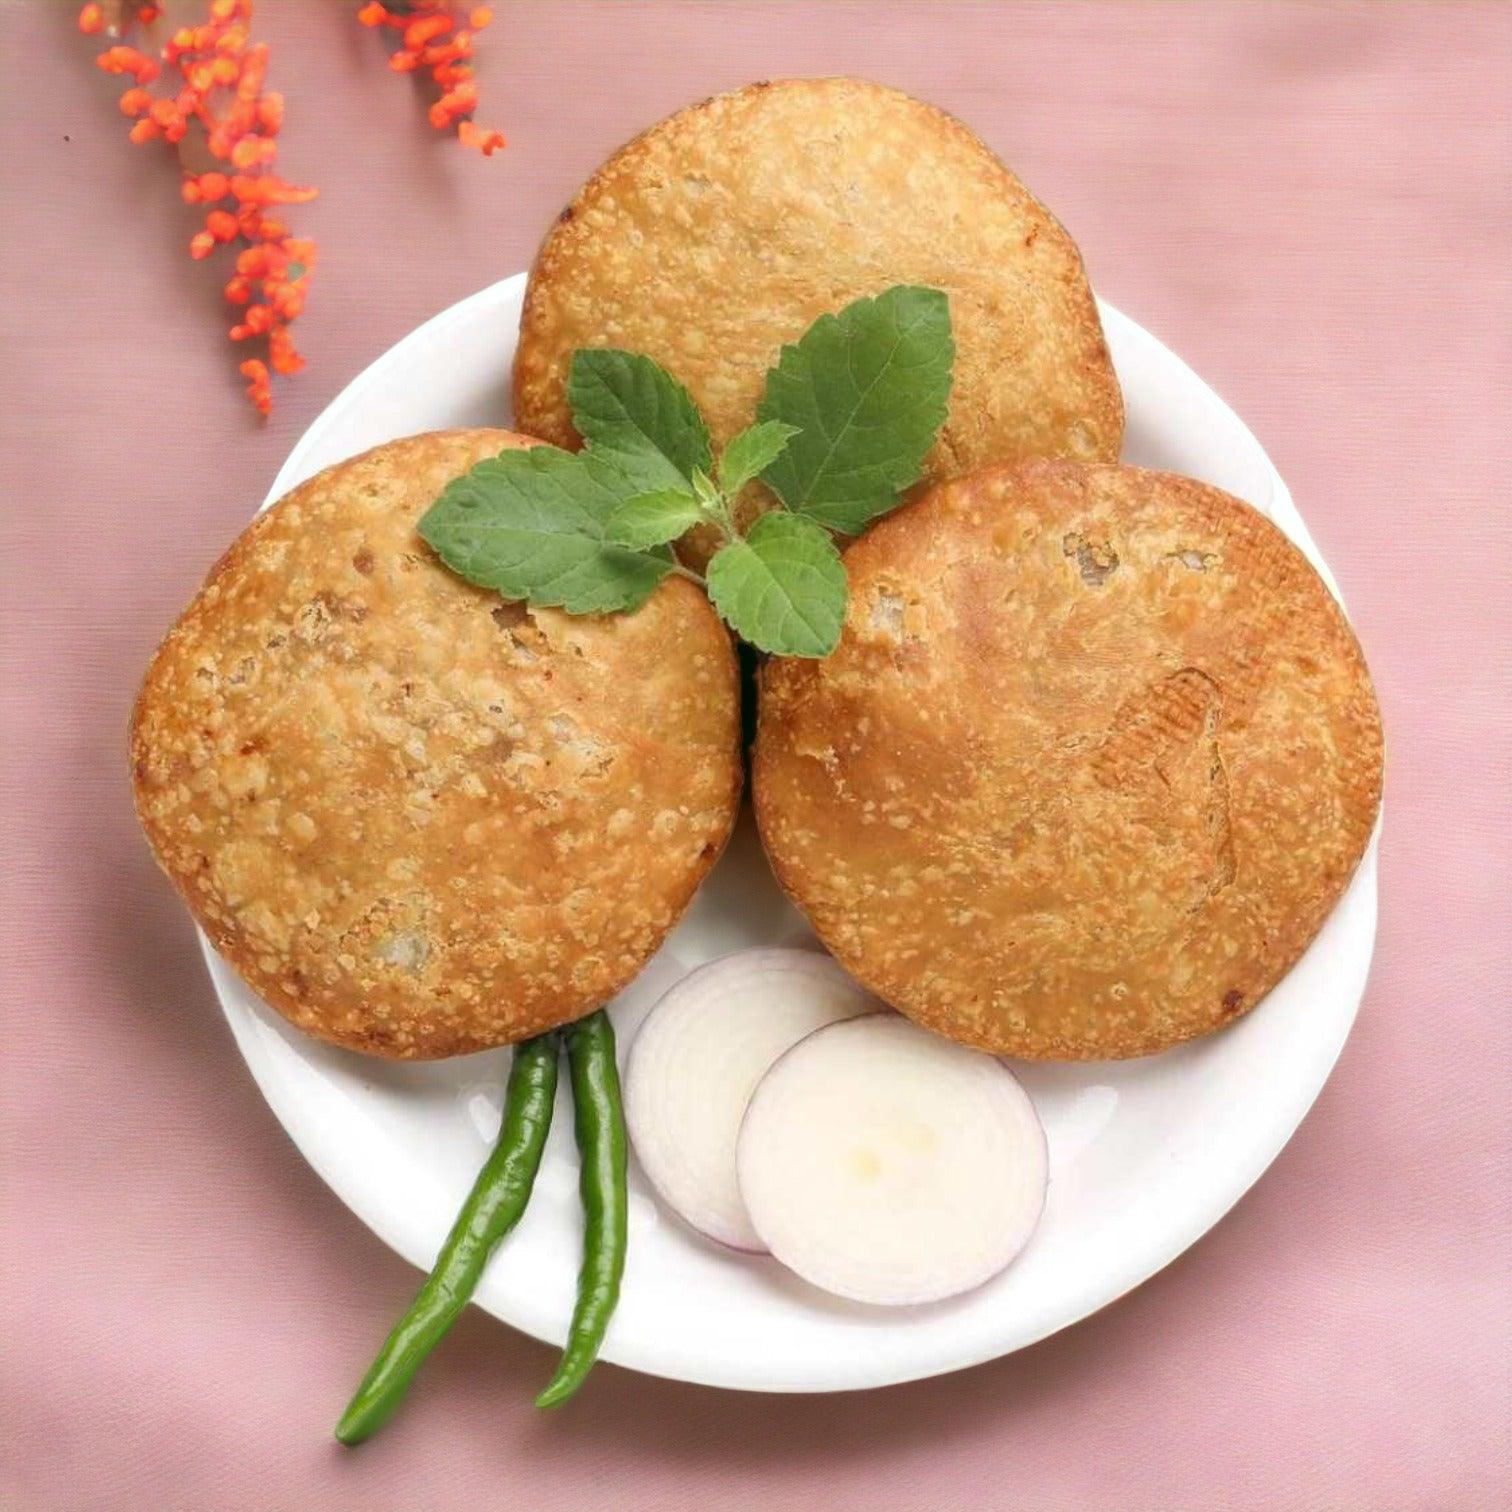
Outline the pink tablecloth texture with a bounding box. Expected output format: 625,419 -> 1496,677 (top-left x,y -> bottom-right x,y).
2,3 -> 1508,1509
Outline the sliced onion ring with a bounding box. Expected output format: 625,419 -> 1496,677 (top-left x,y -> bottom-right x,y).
737,1014 -> 1048,1304
626,948 -> 877,1251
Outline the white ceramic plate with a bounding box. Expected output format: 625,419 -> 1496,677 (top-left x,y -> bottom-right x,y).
206,274 -> 1378,1393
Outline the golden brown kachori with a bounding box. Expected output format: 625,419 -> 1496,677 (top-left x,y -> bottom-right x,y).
514,78 -> 1123,566
754,460 -> 1383,1059
132,430 -> 742,1059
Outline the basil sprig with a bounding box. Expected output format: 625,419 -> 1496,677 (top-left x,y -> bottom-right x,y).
420,285 -> 954,656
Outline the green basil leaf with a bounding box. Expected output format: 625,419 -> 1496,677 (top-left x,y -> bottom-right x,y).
568,349 -> 713,495
716,420 -> 800,498
757,285 -> 954,534
604,489 -> 705,550
705,511 -> 847,658
418,446 -> 672,614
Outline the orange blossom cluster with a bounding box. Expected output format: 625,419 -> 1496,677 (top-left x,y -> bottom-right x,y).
356,2 -> 506,155
79,0 -> 315,414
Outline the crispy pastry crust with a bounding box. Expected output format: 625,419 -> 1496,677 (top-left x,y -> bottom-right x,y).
754,460 -> 1383,1059
514,78 -> 1123,566
131,430 -> 741,1058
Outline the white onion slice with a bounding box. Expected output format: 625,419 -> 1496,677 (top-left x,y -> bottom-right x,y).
737,1015 -> 1047,1304
626,948 -> 878,1251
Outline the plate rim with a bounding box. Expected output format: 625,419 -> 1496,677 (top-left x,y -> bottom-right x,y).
205,275 -> 1380,1393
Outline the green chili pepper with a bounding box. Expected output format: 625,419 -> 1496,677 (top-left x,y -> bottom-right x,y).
535,1010 -> 628,1409
335,1030 -> 560,1446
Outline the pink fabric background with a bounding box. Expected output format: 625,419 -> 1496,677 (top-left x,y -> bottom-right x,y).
2,3 -> 1508,1508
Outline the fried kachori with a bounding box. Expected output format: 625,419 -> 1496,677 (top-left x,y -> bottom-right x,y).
514,78 -> 1123,565
132,429 -> 742,1058
754,460 -> 1383,1059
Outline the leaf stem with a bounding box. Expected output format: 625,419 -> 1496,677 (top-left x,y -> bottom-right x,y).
691,468 -> 738,543
670,561 -> 707,587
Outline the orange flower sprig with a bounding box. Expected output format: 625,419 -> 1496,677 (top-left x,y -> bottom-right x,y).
356,2 -> 505,155
79,0 -> 315,414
